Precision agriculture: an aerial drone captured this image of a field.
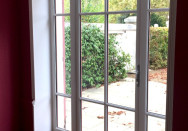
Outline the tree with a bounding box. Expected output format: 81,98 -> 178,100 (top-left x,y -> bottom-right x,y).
79,0 -> 137,23
109,0 -> 137,11
81,0 -> 104,23
108,0 -> 136,23
150,0 -> 169,8
64,0 -> 169,24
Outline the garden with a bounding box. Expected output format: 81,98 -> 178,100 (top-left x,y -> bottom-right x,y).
64,24 -> 169,94
61,0 -> 170,94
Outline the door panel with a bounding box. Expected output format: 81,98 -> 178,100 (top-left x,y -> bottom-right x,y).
108,13 -> 137,108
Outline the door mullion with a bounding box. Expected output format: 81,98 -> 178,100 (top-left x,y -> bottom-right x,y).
70,0 -> 81,130
104,0 -> 109,131
136,0 -> 150,130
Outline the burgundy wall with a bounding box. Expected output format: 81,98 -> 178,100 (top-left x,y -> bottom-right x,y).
0,0 -> 22,130
173,0 -> 188,131
19,0 -> 34,130
0,0 -> 33,131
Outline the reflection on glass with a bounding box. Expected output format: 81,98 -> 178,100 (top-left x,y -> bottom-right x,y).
82,101 -> 104,131
108,107 -> 135,131
148,116 -> 165,131
150,0 -> 170,9
57,96 -> 71,130
81,15 -> 105,101
81,0 -> 104,13
108,14 -> 136,108
56,0 -> 70,14
56,16 -> 71,94
148,12 -> 169,115
109,0 -> 137,11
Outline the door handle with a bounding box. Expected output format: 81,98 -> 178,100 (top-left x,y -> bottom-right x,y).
136,65 -> 140,88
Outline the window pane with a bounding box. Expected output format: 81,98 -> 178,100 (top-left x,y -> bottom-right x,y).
148,116 -> 165,131
109,0 -> 137,12
150,0 -> 170,9
82,101 -> 104,131
108,14 -> 136,108
56,16 -> 71,94
108,107 -> 135,131
81,15 -> 105,101
148,12 -> 169,115
57,96 -> 71,130
55,0 -> 70,14
81,0 -> 104,13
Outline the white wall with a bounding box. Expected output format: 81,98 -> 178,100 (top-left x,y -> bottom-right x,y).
115,30 -> 137,70
30,0 -> 52,130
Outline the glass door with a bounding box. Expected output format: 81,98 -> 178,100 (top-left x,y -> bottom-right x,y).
79,0 -> 137,131
53,0 -> 170,130
137,0 -> 170,131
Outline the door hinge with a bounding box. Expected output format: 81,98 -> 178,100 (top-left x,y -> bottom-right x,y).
136,65 -> 140,88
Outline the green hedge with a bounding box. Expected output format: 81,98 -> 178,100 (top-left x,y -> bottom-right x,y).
65,25 -> 131,94
150,13 -> 167,27
149,27 -> 168,70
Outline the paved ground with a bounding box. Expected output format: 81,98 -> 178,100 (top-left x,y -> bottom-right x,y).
58,77 -> 166,131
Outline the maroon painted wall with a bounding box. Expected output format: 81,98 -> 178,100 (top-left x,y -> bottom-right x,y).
0,0 -> 22,130
0,0 -> 33,131
19,0 -> 34,130
173,0 -> 188,131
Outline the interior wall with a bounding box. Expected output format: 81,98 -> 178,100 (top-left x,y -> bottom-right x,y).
19,0 -> 34,130
173,0 -> 188,130
0,0 -> 33,131
31,0 -> 52,130
0,0 -> 21,130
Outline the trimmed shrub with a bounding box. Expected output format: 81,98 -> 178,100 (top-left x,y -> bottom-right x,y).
65,26 -> 71,94
65,25 -> 131,93
149,27 -> 168,70
150,13 -> 167,27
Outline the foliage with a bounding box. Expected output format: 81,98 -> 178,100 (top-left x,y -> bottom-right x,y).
81,0 -> 104,23
65,26 -> 71,94
81,15 -> 104,24
81,0 -> 104,13
150,13 -> 167,27
64,0 -> 169,24
65,25 -> 131,93
109,0 -> 137,11
150,0 -> 169,8
109,0 -> 136,23
149,27 -> 168,70
108,0 -> 169,23
64,0 -> 70,13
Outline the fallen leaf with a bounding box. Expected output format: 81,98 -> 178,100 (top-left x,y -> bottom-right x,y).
82,107 -> 88,110
122,123 -> 126,126
117,111 -> 124,115
97,116 -> 104,119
